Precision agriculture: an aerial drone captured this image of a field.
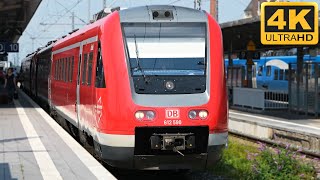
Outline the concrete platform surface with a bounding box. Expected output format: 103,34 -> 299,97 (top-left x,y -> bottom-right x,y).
229,109 -> 320,156
229,109 -> 320,137
0,90 -> 116,180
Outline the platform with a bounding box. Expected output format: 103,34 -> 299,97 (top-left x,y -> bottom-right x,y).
0,89 -> 116,180
229,109 -> 320,156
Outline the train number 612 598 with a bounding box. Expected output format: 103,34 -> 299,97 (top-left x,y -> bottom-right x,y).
164,120 -> 182,125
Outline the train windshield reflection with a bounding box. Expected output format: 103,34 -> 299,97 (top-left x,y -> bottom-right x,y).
122,22 -> 207,76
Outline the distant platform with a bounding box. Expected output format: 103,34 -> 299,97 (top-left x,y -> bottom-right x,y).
229,109 -> 320,156
0,88 -> 116,180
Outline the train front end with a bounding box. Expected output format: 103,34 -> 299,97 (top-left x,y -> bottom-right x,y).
97,5 -> 228,170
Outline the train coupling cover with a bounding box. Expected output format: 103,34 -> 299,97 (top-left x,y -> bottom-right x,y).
150,133 -> 195,156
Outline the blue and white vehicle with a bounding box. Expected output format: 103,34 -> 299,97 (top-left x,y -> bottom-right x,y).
225,55 -> 320,92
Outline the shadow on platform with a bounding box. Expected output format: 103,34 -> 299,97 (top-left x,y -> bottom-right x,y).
0,136 -> 42,144
0,163 -> 18,180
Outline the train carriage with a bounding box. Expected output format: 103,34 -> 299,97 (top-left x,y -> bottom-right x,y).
21,5 -> 228,170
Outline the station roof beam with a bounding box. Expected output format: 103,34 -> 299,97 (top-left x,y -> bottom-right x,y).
0,0 -> 42,43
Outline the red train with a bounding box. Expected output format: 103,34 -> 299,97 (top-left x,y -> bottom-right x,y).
20,5 -> 228,170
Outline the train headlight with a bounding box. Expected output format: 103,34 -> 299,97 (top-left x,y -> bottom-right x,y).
199,110 -> 208,119
135,111 -> 144,120
146,111 -> 155,120
188,110 -> 197,119
165,81 -> 175,90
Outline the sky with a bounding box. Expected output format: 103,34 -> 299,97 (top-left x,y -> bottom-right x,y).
8,0 -> 320,65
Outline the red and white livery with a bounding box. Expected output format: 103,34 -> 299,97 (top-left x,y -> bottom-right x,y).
20,5 -> 228,170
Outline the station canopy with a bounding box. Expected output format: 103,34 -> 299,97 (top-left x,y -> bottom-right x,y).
220,17 -> 320,54
0,0 -> 42,43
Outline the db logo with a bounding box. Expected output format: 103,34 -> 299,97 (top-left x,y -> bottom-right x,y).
165,109 -> 180,119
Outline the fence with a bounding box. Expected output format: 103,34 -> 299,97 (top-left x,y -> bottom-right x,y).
226,66 -> 245,88
289,62 -> 320,116
232,87 -> 288,110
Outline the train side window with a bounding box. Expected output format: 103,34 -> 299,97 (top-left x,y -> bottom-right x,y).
58,59 -> 61,80
82,54 -> 88,84
266,66 -> 271,76
70,56 -> 74,82
62,58 -> 65,82
284,70 -> 289,80
65,58 -> 67,82
65,58 -> 68,82
66,57 -> 70,82
56,60 -> 58,80
65,58 -> 69,82
279,69 -> 284,80
95,43 -> 106,88
56,60 -> 59,80
55,60 -> 57,80
274,69 -> 279,80
64,58 -> 67,81
60,59 -> 62,81
87,52 -> 93,86
67,57 -> 70,82
258,66 -> 263,76
60,59 -> 63,81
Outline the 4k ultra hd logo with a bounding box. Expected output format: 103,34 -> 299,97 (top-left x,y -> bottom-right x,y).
261,2 -> 318,45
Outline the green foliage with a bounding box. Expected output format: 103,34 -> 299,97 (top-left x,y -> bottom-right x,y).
211,137 -> 317,179
211,137 -> 257,179
250,143 -> 316,180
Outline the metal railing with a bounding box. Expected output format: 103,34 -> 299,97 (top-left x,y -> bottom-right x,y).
232,87 -> 288,110
289,62 -> 320,116
264,91 -> 289,109
226,66 -> 245,88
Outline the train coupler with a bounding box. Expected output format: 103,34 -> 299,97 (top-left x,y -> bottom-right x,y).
150,133 -> 195,156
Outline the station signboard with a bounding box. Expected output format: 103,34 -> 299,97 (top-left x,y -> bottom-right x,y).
0,42 -> 19,53
238,51 -> 260,60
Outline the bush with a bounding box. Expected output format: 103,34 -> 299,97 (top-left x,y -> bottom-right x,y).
211,137 -> 257,179
249,142 -> 316,180
211,137 -> 317,179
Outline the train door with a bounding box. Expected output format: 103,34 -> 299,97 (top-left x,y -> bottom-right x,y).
66,55 -> 77,123
78,43 -> 95,131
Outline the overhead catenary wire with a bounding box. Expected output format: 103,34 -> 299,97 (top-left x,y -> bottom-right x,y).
54,0 -> 87,24
169,0 -> 183,5
36,0 -> 84,40
107,0 -> 118,8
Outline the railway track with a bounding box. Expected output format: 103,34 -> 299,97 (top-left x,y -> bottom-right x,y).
229,132 -> 320,158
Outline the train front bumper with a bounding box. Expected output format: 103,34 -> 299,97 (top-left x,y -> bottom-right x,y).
96,129 -> 228,170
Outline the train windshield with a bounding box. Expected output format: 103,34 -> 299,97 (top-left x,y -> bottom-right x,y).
122,22 -> 206,76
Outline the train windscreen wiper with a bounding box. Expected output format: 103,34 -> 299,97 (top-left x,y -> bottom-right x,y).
133,35 -> 148,83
